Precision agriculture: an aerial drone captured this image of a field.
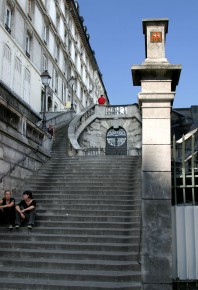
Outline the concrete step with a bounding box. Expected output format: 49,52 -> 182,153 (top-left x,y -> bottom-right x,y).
32,193 -> 140,200
35,220 -> 140,229
0,225 -> 140,236
0,240 -> 139,252
0,267 -> 141,283
21,189 -> 140,194
29,180 -> 140,186
0,247 -> 139,262
0,232 -> 140,244
32,198 -> 140,204
27,171 -> 140,184
36,168 -> 140,174
36,204 -> 140,211
0,256 -> 140,271
25,185 -> 140,191
36,214 -> 140,223
0,277 -> 142,290
36,207 -> 140,216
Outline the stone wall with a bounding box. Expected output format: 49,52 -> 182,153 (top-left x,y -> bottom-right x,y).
0,84 -> 50,197
0,131 -> 49,197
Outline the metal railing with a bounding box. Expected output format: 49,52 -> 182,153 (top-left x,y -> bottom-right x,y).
172,128 -> 198,205
82,147 -> 105,156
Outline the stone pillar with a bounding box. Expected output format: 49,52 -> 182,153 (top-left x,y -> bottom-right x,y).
132,19 -> 181,290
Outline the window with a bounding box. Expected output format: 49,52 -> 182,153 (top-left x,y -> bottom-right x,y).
5,6 -> 11,34
75,52 -> 78,66
3,44 -> 11,61
55,44 -> 59,62
25,33 -> 31,58
56,15 -> 60,32
27,0 -> 32,20
74,102 -> 77,111
55,72 -> 58,93
80,46 -> 83,58
75,30 -> 78,44
80,87 -> 83,103
44,25 -> 49,45
68,17 -> 72,29
54,102 -> 58,111
64,30 -> 67,47
2,44 -> 11,85
42,54 -> 47,71
68,39 -> 71,55
14,57 -> 22,96
15,57 -> 22,74
25,68 -> 31,84
67,65 -> 71,80
24,68 -> 31,103
62,82 -> 66,102
81,65 -> 83,80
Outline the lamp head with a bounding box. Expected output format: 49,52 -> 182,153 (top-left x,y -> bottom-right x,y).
40,70 -> 51,86
69,76 -> 76,86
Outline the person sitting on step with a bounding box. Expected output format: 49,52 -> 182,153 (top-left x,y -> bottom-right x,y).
0,190 -> 16,229
15,190 -> 37,229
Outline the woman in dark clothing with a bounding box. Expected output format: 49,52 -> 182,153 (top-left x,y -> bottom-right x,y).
0,190 -> 15,229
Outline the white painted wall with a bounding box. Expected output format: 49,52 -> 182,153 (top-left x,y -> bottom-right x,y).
0,26 -> 42,113
14,10 -> 24,48
59,17 -> 65,42
34,4 -> 43,38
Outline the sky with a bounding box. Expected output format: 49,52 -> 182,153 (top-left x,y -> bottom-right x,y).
77,0 -> 198,108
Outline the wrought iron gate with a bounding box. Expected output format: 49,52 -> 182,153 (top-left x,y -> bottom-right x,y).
105,127 -> 127,155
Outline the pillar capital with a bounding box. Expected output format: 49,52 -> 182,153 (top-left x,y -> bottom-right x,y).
142,18 -> 169,63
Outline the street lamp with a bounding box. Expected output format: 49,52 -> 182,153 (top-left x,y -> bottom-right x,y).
69,76 -> 76,111
40,70 -> 51,130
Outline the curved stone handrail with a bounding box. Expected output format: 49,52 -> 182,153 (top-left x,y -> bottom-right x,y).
68,104 -> 96,151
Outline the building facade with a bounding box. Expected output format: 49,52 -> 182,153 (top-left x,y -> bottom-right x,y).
0,0 -> 108,116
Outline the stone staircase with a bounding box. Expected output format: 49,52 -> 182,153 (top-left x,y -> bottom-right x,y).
0,125 -> 142,290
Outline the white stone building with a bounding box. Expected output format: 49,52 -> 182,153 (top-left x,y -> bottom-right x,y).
0,0 -> 108,115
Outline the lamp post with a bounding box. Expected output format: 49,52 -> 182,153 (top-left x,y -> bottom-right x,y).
40,70 -> 51,130
69,76 -> 76,111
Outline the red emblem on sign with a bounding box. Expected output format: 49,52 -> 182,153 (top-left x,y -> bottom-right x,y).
150,32 -> 162,43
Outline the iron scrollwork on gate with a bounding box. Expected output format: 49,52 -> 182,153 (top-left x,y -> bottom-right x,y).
106,127 -> 127,155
